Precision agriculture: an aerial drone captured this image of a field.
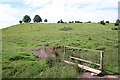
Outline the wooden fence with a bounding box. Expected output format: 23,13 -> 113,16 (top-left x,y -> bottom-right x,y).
63,46 -> 104,74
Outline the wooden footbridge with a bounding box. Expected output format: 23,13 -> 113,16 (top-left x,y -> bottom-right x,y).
63,46 -> 104,75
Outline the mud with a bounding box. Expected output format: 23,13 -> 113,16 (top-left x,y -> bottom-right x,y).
32,46 -> 63,58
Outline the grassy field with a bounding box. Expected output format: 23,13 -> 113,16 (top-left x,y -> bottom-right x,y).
2,23 -> 119,78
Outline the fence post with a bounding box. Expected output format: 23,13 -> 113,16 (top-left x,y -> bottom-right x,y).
64,46 -> 66,60
64,46 -> 66,54
100,51 -> 104,72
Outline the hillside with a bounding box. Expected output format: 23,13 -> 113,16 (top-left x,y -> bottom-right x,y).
2,23 -> 119,78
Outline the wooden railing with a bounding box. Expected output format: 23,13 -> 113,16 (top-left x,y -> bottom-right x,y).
64,46 -> 104,74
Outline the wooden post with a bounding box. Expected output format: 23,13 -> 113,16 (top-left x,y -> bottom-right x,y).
100,51 -> 104,72
64,46 -> 66,54
64,46 -> 66,60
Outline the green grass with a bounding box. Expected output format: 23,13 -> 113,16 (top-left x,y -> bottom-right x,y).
2,23 -> 119,78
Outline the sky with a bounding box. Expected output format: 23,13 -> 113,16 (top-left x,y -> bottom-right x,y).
0,0 -> 119,29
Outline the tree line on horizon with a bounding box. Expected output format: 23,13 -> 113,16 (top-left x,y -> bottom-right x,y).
57,19 -> 120,26
19,15 -> 48,24
19,15 -> 120,26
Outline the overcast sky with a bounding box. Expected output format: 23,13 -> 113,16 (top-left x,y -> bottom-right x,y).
0,0 -> 119,29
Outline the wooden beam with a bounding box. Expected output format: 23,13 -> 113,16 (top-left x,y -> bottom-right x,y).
65,46 -> 101,52
63,60 -> 101,74
78,64 -> 102,74
63,60 -> 76,65
100,51 -> 104,71
70,56 -> 100,66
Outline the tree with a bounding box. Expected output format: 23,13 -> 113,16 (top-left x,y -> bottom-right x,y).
114,19 -> 120,26
57,19 -> 64,23
57,21 -> 60,23
69,21 -> 74,23
44,19 -> 48,22
100,20 -> 105,25
59,19 -> 64,23
75,21 -> 81,23
22,15 -> 31,23
19,20 -> 22,24
106,21 -> 109,23
86,21 -> 91,23
33,15 -> 42,23
116,19 -> 120,23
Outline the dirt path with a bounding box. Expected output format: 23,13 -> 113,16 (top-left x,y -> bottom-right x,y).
80,72 -> 120,79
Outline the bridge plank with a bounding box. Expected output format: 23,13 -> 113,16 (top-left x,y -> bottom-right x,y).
63,60 -> 101,74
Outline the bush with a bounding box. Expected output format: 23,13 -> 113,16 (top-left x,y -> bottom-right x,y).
75,21 -> 83,23
57,19 -> 64,23
57,21 -> 60,23
116,19 -> 120,23
100,20 -> 105,25
114,23 -> 119,26
59,27 -> 72,31
85,21 -> 91,23
69,21 -> 74,23
106,21 -> 110,23
75,21 -> 79,23
87,21 -> 91,23
112,27 -> 119,30
102,23 -> 105,25
114,19 -> 120,26
19,20 -> 22,24
44,19 -> 48,22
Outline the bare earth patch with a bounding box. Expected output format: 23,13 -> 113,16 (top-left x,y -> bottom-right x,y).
80,72 -> 120,79
32,46 -> 63,58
